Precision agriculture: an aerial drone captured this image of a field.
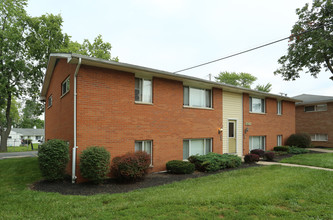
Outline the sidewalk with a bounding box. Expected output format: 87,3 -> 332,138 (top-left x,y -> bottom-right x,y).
257,161 -> 333,172
0,151 -> 38,160
308,148 -> 333,153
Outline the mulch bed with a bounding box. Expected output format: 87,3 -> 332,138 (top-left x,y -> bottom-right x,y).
31,151 -> 324,196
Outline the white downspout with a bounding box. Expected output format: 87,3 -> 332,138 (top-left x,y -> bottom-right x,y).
72,57 -> 81,184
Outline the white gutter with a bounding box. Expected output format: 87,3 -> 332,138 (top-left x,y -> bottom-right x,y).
72,57 -> 81,184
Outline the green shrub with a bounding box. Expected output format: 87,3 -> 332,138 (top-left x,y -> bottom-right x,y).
244,154 -> 259,163
188,153 -> 241,172
166,160 -> 195,174
79,146 -> 111,183
289,146 -> 310,154
274,146 -> 290,152
111,151 -> 151,182
286,133 -> 311,148
38,139 -> 69,181
264,152 -> 275,161
250,149 -> 265,157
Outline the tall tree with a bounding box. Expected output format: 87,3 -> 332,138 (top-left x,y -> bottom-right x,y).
275,0 -> 333,80
0,0 -> 67,151
255,83 -> 272,92
18,99 -> 44,129
60,35 -> 119,61
215,71 -> 257,88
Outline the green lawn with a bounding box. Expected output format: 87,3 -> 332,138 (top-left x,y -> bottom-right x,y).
280,153 -> 333,169
6,144 -> 39,152
0,158 -> 333,219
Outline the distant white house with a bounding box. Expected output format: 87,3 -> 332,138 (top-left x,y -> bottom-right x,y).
6,128 -> 44,146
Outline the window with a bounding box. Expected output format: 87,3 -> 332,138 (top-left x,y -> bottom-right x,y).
249,97 -> 265,113
8,136 -> 12,139
135,140 -> 153,165
183,138 -> 212,160
277,100 -> 282,115
135,78 -> 152,103
304,104 -> 327,112
183,86 -> 212,108
36,136 -> 41,140
61,77 -> 70,96
48,95 -> 52,108
277,135 -> 282,146
249,136 -> 266,151
311,134 -> 328,141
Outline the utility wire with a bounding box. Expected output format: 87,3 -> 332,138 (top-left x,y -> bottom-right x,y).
173,25 -> 325,74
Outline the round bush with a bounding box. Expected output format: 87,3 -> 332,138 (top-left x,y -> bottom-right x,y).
38,139 -> 69,181
286,133 -> 311,148
111,151 -> 151,182
79,146 -> 111,183
166,160 -> 195,174
264,152 -> 275,161
244,154 -> 259,163
250,149 -> 265,157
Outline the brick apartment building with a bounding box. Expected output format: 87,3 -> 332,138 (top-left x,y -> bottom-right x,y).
293,94 -> 333,148
41,53 -> 298,182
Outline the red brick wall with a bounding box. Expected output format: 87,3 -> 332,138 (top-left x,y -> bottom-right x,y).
74,64 -> 223,181
243,93 -> 296,153
295,102 -> 333,147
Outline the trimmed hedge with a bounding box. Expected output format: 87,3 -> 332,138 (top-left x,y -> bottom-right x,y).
188,153 -> 242,172
264,152 -> 275,161
274,146 -> 290,152
166,160 -> 195,174
111,151 -> 151,182
79,146 -> 111,183
289,146 -> 310,154
250,149 -> 265,157
244,154 -> 259,163
38,139 -> 69,181
286,133 -> 311,148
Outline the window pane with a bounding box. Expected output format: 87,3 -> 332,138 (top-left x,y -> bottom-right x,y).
250,136 -> 265,151
135,78 -> 142,101
190,88 -> 205,107
135,141 -> 142,151
144,141 -> 152,154
205,139 -> 211,154
183,140 -> 189,160
252,98 -> 262,113
277,101 -> 282,115
228,122 -> 234,138
191,139 -> 204,155
310,134 -> 316,141
316,104 -> 327,111
205,90 -> 211,108
261,99 -> 265,113
183,87 -> 189,106
304,106 -> 315,112
142,79 -> 152,103
249,97 -> 252,112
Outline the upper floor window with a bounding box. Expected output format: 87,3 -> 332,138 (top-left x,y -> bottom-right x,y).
277,100 -> 282,115
183,86 -> 212,108
135,140 -> 153,165
135,78 -> 152,103
48,95 -> 53,108
249,97 -> 265,113
61,77 -> 70,96
304,104 -> 327,112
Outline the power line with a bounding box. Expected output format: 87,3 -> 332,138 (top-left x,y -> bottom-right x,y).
173,25 -> 325,74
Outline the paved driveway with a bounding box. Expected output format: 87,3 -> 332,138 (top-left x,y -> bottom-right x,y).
0,151 -> 38,160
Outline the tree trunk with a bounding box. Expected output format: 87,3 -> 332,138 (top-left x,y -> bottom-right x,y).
0,91 -> 12,152
0,131 -> 9,152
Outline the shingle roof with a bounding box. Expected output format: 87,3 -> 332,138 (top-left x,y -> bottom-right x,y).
293,94 -> 333,105
12,128 -> 44,136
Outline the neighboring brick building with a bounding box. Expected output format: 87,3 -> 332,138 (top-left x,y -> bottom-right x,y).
41,53 -> 298,183
293,94 -> 333,148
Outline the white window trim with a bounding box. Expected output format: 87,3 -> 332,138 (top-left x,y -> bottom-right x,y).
249,136 -> 266,152
135,140 -> 153,166
311,134 -> 328,142
135,77 -> 153,104
304,104 -> 327,112
61,76 -> 70,97
183,86 -> 212,109
249,97 -> 266,114
183,138 -> 212,160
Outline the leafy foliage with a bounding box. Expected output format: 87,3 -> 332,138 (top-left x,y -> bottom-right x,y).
244,154 -> 259,163
255,83 -> 272,92
273,146 -> 290,152
215,72 -> 257,88
263,152 -> 275,161
79,146 -> 111,183
111,151 -> 151,182
250,149 -> 265,157
38,139 -> 69,181
286,133 -> 312,148
17,99 -> 44,128
275,0 -> 333,80
166,160 -> 195,174
188,153 -> 242,172
289,146 -> 310,154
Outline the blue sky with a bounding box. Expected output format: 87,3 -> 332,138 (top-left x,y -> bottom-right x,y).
27,0 -> 333,97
